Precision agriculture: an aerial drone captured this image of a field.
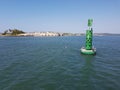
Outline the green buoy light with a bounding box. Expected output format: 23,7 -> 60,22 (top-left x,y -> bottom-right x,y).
80,19 -> 96,55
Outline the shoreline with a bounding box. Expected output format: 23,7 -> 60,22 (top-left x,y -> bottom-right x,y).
0,32 -> 120,37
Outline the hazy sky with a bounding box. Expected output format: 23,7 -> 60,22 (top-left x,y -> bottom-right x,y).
0,0 -> 120,33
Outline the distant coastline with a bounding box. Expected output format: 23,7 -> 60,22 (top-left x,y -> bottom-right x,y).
1,32 -> 120,37
0,29 -> 120,37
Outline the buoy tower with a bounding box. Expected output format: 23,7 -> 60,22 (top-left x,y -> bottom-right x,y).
80,19 -> 96,55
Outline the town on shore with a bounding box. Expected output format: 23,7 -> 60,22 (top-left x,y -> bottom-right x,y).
0,29 -> 120,37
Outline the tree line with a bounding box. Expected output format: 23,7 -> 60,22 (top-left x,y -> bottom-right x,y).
2,29 -> 25,36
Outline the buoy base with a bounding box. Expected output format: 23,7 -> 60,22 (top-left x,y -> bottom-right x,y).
80,47 -> 96,55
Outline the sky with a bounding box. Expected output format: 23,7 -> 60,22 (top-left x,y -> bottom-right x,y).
0,0 -> 120,33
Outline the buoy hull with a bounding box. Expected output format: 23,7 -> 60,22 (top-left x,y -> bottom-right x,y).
80,47 -> 96,55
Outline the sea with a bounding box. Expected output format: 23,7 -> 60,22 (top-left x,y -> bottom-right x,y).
0,36 -> 120,90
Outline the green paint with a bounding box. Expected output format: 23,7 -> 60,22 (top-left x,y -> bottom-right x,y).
80,19 -> 96,55
88,19 -> 93,27
85,28 -> 93,50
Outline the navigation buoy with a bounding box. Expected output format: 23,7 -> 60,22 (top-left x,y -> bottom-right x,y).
80,19 -> 96,55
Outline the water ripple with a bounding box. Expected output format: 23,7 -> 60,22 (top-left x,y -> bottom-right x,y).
0,36 -> 120,90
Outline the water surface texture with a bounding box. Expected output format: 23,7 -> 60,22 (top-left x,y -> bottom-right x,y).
0,36 -> 120,90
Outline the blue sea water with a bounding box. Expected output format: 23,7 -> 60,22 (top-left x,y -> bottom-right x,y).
0,36 -> 120,90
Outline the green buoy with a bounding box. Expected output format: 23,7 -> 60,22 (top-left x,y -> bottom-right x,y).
80,19 -> 96,55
